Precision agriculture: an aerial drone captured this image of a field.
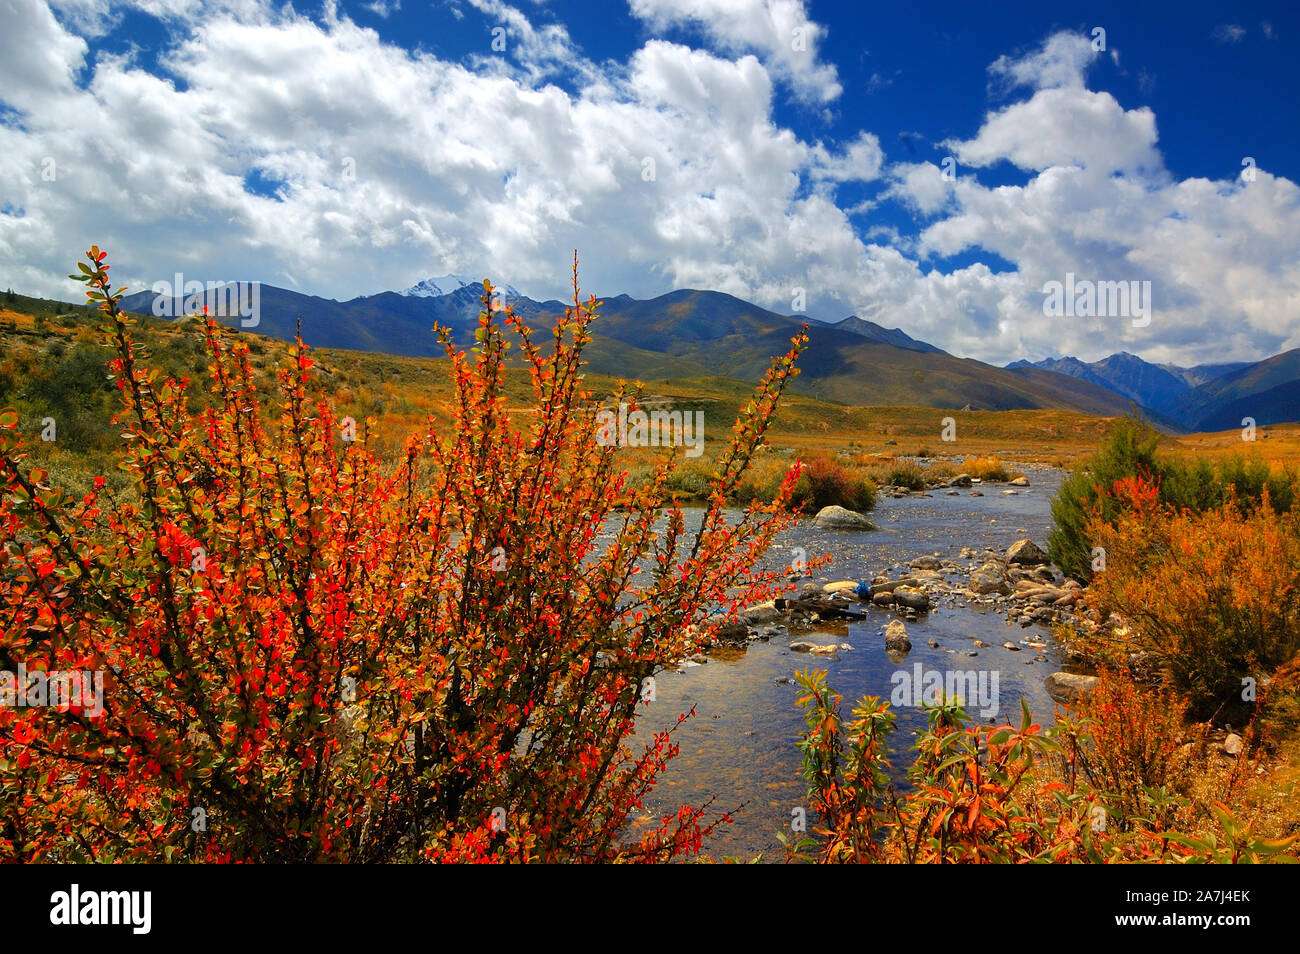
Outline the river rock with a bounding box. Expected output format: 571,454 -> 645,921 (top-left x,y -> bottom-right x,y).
970,561 -> 1011,595
713,622 -> 752,646
822,580 -> 861,597
1010,476 -> 1030,487
871,591 -> 896,606
909,555 -> 944,570
948,473 -> 973,487
893,585 -> 930,611
884,620 -> 912,653
790,640 -> 838,655
1045,672 -> 1099,704
812,505 -> 878,530
1222,733 -> 1244,756
1006,539 -> 1050,566
740,601 -> 781,624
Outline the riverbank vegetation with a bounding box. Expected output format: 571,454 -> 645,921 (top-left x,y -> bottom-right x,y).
1048,415 -> 1299,581
786,419 -> 1300,863
787,667 -> 1297,863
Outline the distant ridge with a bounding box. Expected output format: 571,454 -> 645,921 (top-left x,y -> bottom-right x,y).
1008,350 -> 1300,431
112,281 -> 1188,422
401,275 -> 522,300
807,315 -> 946,355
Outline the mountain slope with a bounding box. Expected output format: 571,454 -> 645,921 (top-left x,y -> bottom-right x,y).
1159,360 -> 1253,389
1008,352 -> 1188,410
506,289 -> 1137,414
807,315 -> 946,354
1178,349 -> 1300,431
119,283 -> 1139,416
1008,349 -> 1300,430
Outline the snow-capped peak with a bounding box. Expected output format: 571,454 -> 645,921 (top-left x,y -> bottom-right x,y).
400,274 -> 522,299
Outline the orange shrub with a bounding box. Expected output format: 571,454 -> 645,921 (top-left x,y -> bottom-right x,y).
1069,668 -> 1190,827
1084,479 -> 1300,715
960,455 -> 1023,482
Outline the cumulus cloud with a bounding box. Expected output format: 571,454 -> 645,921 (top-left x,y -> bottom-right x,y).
0,10 -> 1296,368
988,31 -> 1097,91
627,0 -> 841,103
883,161 -> 952,217
892,32 -> 1300,364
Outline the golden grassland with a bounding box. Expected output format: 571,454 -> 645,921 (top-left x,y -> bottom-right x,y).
1165,421 -> 1300,470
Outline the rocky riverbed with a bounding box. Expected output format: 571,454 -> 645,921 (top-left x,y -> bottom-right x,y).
624,463 -> 1093,860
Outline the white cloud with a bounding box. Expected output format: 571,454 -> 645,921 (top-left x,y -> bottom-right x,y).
627,0 -> 840,103
948,87 -> 1161,176
989,31 -> 1096,91
884,161 -> 952,216
808,132 -> 884,183
1,11 -> 1297,369
1213,24 -> 1246,44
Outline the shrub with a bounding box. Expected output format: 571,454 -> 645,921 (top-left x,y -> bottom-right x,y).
1068,668 -> 1191,826
1081,479 -> 1300,716
791,453 -> 876,512
960,455 -> 1022,482
664,459 -> 714,499
883,459 -> 925,490
787,670 -> 1297,864
920,460 -> 957,485
729,454 -> 792,505
1049,415 -> 1299,581
0,247 -> 808,863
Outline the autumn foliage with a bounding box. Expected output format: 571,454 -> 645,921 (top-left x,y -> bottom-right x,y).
1083,475 -> 1300,716
0,247 -> 811,862
789,669 -> 1296,864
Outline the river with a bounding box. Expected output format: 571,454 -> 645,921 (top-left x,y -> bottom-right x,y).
625,465 -> 1069,861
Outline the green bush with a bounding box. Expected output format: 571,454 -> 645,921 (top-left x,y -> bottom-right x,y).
884,460 -> 925,491
664,461 -> 714,499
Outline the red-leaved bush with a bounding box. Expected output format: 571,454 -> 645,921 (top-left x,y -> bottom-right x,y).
0,247 -> 810,862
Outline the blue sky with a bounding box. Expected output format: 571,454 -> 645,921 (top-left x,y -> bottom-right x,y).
2,0 -> 1298,366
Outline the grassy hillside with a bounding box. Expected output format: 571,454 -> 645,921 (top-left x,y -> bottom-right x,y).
0,291 -> 1124,501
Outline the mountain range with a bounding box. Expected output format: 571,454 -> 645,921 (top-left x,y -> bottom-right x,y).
118,279 -> 1297,433
1007,351 -> 1299,432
